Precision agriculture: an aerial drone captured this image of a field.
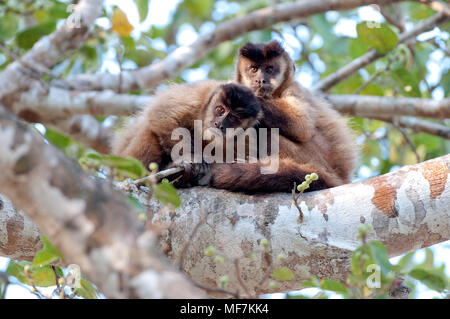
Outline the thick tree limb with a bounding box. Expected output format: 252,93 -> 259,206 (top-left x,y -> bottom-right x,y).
313,12 -> 450,92
0,104 -> 205,298
6,84 -> 149,123
11,89 -> 449,122
0,0 -> 103,103
145,154 -> 450,295
1,151 -> 448,296
62,0 -> 410,92
328,95 -> 450,119
371,116 -> 450,139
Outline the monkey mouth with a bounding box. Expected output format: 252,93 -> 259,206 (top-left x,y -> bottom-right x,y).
253,85 -> 273,98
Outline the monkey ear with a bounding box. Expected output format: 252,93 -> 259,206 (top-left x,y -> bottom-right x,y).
263,40 -> 284,59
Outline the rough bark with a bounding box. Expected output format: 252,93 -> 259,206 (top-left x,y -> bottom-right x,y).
2,150 -> 448,296
0,194 -> 42,261
0,105 -> 205,298
141,155 -> 450,296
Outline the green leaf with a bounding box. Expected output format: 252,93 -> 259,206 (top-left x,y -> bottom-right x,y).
153,182 -> 181,208
367,241 -> 392,276
16,22 -> 57,50
0,13 -> 19,41
135,0 -> 149,22
391,67 -> 421,97
407,2 -> 436,20
356,22 -> 398,54
409,268 -> 447,292
33,236 -> 63,267
394,251 -> 416,274
441,70 -> 450,97
6,261 -> 61,287
180,0 -> 213,18
320,279 -> 349,294
45,129 -> 71,151
349,37 -> 370,59
75,278 -> 98,299
78,152 -> 147,179
272,267 -> 295,281
100,155 -> 148,179
422,248 -> 435,270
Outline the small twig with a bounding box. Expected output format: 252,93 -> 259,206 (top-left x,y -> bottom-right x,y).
292,182 -> 304,223
191,280 -> 239,298
379,5 -> 405,32
391,121 -> 422,163
51,265 -> 66,299
234,259 -> 253,298
134,167 -> 185,187
0,271 -> 9,299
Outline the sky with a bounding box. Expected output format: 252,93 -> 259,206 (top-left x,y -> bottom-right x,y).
1,0 -> 449,299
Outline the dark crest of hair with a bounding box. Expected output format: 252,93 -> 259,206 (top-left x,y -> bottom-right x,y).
239,40 -> 284,63
220,84 -> 261,118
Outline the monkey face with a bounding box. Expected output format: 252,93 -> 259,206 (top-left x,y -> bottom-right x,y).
244,62 -> 282,98
237,41 -> 293,98
204,84 -> 262,134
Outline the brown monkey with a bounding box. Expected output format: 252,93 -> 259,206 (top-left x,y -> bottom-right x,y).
112,80 -> 264,176
236,41 -> 316,143
114,62 -> 357,192
198,41 -> 359,192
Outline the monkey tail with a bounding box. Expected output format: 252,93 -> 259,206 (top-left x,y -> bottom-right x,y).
210,157 -> 343,193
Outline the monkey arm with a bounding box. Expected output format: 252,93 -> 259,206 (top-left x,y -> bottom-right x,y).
208,158 -> 342,193
258,97 -> 315,143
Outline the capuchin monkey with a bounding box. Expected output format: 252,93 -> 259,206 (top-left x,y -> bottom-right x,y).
113,42 -> 358,193
112,80 -> 256,169
199,40 -> 358,193
236,40 -> 316,143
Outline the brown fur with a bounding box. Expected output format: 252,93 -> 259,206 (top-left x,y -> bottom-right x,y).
112,80 -> 263,171
112,80 -> 222,169
204,41 -> 359,192
113,42 -> 358,193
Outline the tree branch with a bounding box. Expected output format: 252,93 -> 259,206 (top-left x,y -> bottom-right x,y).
370,116 -> 450,140
2,153 -> 448,296
313,12 -> 450,92
328,94 -> 450,118
61,0 -> 410,92
0,0 -> 103,102
0,104 -> 205,298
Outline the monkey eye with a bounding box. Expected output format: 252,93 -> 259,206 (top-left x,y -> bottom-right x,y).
215,105 -> 225,116
266,66 -> 273,74
250,66 -> 258,73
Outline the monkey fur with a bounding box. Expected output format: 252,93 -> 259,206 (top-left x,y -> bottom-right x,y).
204,41 -> 359,192
113,42 -> 358,193
113,81 -> 269,181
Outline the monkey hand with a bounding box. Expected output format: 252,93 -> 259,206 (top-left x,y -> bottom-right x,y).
168,161 -> 212,188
